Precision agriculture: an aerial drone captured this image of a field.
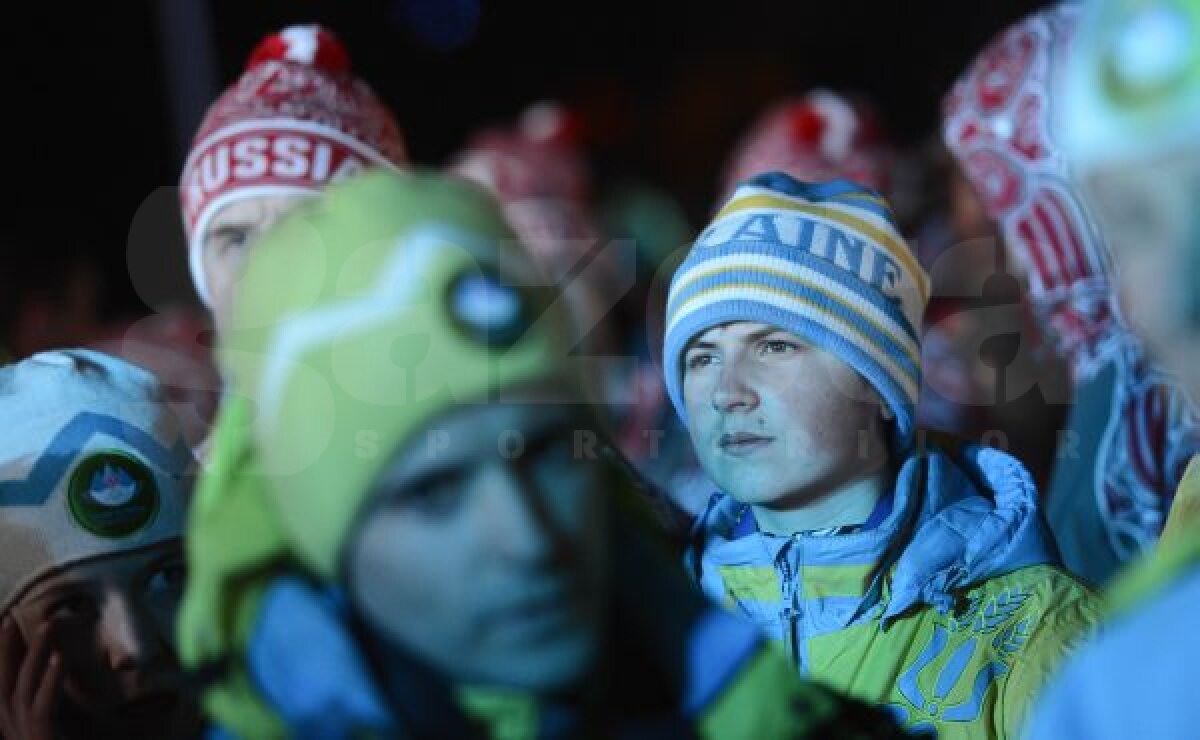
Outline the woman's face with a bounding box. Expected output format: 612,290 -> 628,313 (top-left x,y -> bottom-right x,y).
345,396 -> 609,693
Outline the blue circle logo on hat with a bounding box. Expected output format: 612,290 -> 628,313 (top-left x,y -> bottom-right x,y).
446,269 -> 534,347
67,451 -> 160,538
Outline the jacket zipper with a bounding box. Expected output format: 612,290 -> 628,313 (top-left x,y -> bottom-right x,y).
776,540 -> 805,672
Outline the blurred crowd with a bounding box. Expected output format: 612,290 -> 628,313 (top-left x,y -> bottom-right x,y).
1,1 -> 1199,738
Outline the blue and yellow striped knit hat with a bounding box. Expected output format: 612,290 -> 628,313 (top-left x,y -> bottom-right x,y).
663,172 -> 929,444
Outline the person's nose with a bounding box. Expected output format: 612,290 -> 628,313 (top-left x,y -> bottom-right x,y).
100,594 -> 166,673
711,355 -> 760,413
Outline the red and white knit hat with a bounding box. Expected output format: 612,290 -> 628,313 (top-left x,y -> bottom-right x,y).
721,89 -> 893,198
179,24 -> 407,303
451,102 -> 603,279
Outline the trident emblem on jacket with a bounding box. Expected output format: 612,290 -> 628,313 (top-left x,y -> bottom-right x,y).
887,589 -> 1031,733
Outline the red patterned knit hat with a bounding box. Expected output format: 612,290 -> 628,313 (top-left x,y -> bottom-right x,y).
179,24 -> 406,303
721,89 -> 893,197
451,102 -> 603,278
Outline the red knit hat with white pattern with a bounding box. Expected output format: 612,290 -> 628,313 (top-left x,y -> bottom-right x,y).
451,102 -> 603,280
721,89 -> 893,198
179,24 -> 407,303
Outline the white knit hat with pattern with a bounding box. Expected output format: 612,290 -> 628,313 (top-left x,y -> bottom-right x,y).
0,349 -> 194,613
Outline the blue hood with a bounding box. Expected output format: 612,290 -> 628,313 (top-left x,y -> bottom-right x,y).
883,443 -> 1058,620
692,443 -> 1060,625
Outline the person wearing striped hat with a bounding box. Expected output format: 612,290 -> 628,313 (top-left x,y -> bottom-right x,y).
179,23 -> 406,338
0,350 -> 195,740
1021,0 -> 1200,736
664,171 -> 1099,738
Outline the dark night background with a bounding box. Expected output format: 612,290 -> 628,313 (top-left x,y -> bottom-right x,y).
6,0 -> 1047,324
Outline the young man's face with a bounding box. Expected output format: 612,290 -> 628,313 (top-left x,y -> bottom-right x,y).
682,321 -> 889,507
5,541 -> 186,735
345,394 -> 609,694
199,193 -> 312,337
1086,154 -> 1200,401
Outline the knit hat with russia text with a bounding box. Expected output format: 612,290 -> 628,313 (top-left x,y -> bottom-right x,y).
179,24 -> 407,304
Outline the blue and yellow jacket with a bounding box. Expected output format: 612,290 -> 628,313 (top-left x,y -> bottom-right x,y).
687,442 -> 1102,738
1025,456 -> 1200,740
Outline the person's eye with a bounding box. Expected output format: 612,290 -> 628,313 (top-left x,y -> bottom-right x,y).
221,231 -> 250,255
686,352 -> 716,370
389,470 -> 466,518
147,560 -> 187,598
208,228 -> 252,259
760,339 -> 799,355
46,593 -> 97,622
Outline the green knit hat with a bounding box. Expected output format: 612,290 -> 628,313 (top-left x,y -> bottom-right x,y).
220,169 -> 577,579
180,170 -> 579,736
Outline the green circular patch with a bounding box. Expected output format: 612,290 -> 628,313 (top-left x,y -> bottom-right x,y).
67,451 -> 160,539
